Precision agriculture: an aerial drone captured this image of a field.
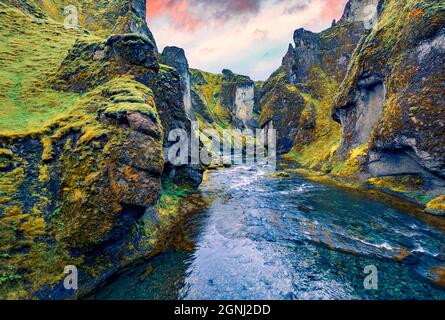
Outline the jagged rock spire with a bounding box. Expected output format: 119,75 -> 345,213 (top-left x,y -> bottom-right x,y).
128,0 -> 158,52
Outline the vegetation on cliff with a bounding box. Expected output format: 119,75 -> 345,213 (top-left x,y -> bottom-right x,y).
263,0 -> 445,213
0,0 -> 197,299
6,0 -> 157,49
1,0 -> 444,301
332,0 -> 445,211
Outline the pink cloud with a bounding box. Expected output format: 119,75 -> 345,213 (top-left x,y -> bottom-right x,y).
146,0 -> 353,80
321,0 -> 349,21
148,1 -> 349,33
147,0 -> 264,32
147,0 -> 200,31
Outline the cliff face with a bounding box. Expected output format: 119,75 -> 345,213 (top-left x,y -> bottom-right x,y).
220,69 -> 257,129
153,63 -> 204,188
259,0 -> 370,154
188,68 -> 260,132
162,67 -> 259,136
6,0 -> 158,50
260,0 -> 445,213
333,0 -> 445,207
0,0 -> 200,299
259,70 -> 305,154
160,47 -> 194,121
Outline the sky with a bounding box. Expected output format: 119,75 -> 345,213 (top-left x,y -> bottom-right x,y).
146,0 -> 348,80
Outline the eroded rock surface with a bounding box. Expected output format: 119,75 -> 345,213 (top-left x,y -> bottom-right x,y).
260,0 -> 445,210
0,0 -> 201,299
333,0 -> 445,195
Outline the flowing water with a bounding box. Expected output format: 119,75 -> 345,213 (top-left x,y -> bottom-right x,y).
93,164 -> 445,300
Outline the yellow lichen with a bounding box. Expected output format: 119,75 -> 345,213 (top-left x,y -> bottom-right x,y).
426,195 -> 445,216
268,171 -> 291,179
368,175 -> 423,193
69,189 -> 87,203
38,164 -> 51,183
0,149 -> 13,157
41,137 -> 53,162
331,144 -> 369,177
0,166 -> 25,194
77,125 -> 107,145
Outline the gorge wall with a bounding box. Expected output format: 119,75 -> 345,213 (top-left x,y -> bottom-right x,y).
0,0 -> 200,299
187,68 -> 260,132
259,0 -> 445,214
258,2 -> 369,154
1,0 -> 444,301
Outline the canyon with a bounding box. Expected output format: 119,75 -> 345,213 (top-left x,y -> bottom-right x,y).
0,0 -> 444,299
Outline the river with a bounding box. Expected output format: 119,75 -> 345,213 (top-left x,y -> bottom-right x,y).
92,163 -> 445,300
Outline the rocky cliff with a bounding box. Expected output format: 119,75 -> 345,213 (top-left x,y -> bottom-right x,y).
154,58 -> 204,188
333,0 -> 445,212
259,0 -> 369,154
6,0 -> 158,50
220,69 -> 258,129
0,0 -> 200,299
189,68 -> 260,131
160,46 -> 194,121
260,0 -> 445,214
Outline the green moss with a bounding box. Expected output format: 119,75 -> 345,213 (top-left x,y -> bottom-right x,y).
285,66 -> 343,173
190,69 -> 236,130
8,0 -> 156,42
157,183 -> 189,218
53,33 -> 158,95
139,183 -> 191,246
0,0 -> 169,300
96,77 -> 159,121
191,69 -> 222,108
258,71 -> 301,127
0,3 -> 83,136
368,175 -> 424,193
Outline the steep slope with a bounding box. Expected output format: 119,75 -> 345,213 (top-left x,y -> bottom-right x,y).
189,68 -> 260,131
259,0 -> 371,154
0,0 -> 200,299
260,0 -> 445,214
160,46 -> 194,120
333,0 -> 445,211
153,62 -> 205,188
6,0 -> 157,50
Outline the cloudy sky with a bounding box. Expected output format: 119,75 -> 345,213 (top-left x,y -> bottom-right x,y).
146,0 -> 348,80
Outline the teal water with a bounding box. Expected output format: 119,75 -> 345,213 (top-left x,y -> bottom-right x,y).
93,164 -> 445,300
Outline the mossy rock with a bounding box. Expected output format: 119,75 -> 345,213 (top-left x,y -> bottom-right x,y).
0,1 -> 167,299
55,33 -> 159,93
270,171 -> 291,179
426,195 -> 445,216
258,71 -> 307,154
333,0 -> 445,178
5,0 -> 158,50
